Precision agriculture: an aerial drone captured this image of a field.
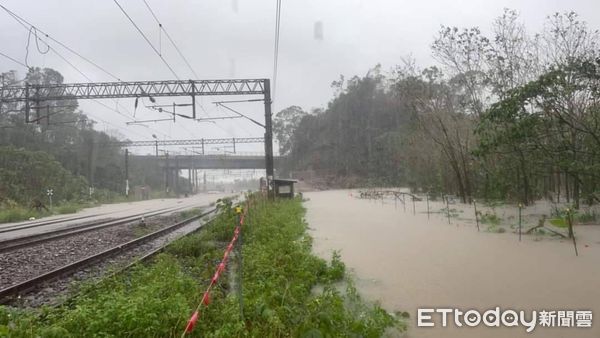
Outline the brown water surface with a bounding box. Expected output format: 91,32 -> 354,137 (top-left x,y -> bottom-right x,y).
305,190 -> 600,338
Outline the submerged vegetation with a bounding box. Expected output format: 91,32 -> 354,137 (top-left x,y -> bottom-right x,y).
0,197 -> 403,337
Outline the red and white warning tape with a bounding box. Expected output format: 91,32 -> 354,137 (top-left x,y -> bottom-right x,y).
182,205 -> 247,336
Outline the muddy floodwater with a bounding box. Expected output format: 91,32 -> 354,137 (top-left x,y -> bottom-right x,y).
304,190 -> 600,338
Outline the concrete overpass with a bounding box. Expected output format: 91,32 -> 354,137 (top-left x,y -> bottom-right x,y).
133,154 -> 284,170
131,153 -> 285,194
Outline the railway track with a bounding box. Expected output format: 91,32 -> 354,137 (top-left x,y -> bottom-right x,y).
0,207 -> 218,303
0,205 -> 190,253
0,211 -> 114,234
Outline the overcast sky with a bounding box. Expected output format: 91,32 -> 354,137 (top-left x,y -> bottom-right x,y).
1,0 -> 599,154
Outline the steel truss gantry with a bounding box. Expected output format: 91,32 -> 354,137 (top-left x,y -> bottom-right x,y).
111,137 -> 264,148
0,78 -> 275,182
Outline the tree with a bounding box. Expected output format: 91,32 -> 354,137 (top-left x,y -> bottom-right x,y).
273,9 -> 600,206
476,58 -> 600,206
273,106 -> 308,155
0,67 -> 172,203
0,146 -> 88,205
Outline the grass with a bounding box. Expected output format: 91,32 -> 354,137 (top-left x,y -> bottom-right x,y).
0,196 -> 404,337
549,218 -> 568,228
486,224 -> 506,233
0,207 -> 46,223
0,202 -> 92,224
56,203 -> 83,215
178,207 -> 205,220
132,208 -> 207,237
575,210 -> 597,224
479,211 -> 501,226
0,190 -> 178,224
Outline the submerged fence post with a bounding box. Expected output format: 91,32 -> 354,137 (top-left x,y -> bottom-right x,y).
412,195 -> 416,215
426,194 -> 430,219
518,203 -> 523,242
445,196 -> 451,224
567,209 -> 579,256
474,199 -> 480,231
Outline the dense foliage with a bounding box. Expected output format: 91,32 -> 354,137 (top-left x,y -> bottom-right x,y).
276,10 -> 600,206
0,67 -> 177,210
0,197 -> 403,337
0,146 -> 88,205
476,59 -> 600,207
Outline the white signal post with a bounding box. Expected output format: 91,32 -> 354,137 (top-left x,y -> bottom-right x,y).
46,188 -> 53,209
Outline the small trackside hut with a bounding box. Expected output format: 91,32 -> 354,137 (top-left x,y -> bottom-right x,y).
272,178 -> 297,198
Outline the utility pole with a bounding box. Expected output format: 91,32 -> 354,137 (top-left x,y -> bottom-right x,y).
191,155 -> 196,194
0,74 -> 3,115
125,148 -> 130,197
191,81 -> 196,119
155,140 -> 158,157
263,79 -> 275,196
89,136 -> 97,188
165,151 -> 170,194
175,156 -> 180,196
188,168 -> 192,194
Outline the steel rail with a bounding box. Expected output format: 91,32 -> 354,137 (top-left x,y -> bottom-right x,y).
0,211 -> 115,234
0,205 -> 189,253
0,208 -> 218,302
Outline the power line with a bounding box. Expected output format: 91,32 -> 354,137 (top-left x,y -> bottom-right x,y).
25,27 -> 50,68
141,0 -> 200,79
273,0 -> 282,101
1,6 -> 96,83
0,12 -> 164,141
0,6 -> 173,140
0,4 -> 122,81
0,6 -> 199,152
0,4 -> 147,123
113,0 -> 181,80
0,51 -> 29,69
2,4 -> 214,146
2,3 -> 232,144
88,104 -> 172,142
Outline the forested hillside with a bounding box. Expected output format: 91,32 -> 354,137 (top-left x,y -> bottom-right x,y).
275,10 -> 600,207
0,67 -> 165,210
0,146 -> 87,205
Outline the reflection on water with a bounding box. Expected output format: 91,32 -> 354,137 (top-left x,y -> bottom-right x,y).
305,190 -> 600,338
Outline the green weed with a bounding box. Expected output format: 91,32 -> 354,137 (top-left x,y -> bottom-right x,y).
575,210 -> 597,224
480,212 -> 501,225
549,218 -> 568,228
